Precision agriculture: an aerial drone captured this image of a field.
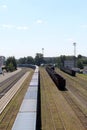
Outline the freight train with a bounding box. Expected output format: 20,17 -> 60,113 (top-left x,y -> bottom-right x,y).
60,67 -> 76,76
46,66 -> 66,90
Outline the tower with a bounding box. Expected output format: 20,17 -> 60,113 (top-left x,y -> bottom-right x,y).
73,42 -> 76,67
42,48 -> 44,57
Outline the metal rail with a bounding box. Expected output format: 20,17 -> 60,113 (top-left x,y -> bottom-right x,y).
62,92 -> 87,129
56,69 -> 87,107
0,69 -> 28,98
40,68 -> 66,130
0,71 -> 30,114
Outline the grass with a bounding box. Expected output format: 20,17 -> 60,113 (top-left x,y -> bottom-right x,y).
40,67 -> 86,130
0,67 -> 86,130
77,73 -> 87,81
56,68 -> 87,113
0,69 -> 34,130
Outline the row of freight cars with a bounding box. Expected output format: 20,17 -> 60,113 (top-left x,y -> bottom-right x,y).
60,67 -> 76,76
46,66 -> 76,91
46,66 -> 66,90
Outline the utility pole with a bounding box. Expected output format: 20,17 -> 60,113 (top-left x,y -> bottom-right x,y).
42,48 -> 44,57
73,42 -> 76,67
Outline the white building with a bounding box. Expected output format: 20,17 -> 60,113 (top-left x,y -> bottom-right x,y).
0,56 -> 5,67
83,66 -> 87,74
64,60 -> 74,68
0,56 -> 5,73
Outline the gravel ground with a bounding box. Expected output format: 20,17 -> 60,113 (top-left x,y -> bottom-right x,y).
0,68 -> 22,83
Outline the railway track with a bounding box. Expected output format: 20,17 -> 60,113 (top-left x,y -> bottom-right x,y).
0,68 -> 28,99
75,75 -> 87,91
56,68 -> 87,91
40,68 -> 65,130
61,91 -> 87,129
55,68 -> 87,129
40,68 -> 86,130
56,69 -> 87,107
77,74 -> 87,81
0,68 -> 30,114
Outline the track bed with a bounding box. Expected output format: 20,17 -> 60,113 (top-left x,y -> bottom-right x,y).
40,68 -> 86,130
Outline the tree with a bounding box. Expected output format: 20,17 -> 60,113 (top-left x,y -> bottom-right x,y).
18,57 -> 27,64
26,56 -> 34,64
77,59 -> 83,69
18,56 -> 34,64
6,56 -> 17,71
77,54 -> 82,59
57,57 -> 61,68
60,55 -> 66,67
35,53 -> 44,66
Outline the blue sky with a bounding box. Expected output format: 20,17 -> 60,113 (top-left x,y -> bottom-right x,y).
0,0 -> 87,58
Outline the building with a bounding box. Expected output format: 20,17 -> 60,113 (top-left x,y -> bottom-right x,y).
0,56 -> 5,73
0,56 -> 5,67
64,60 -> 74,68
83,66 -> 87,74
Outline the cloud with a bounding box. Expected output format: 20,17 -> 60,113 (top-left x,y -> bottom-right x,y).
2,5 -> 7,9
0,4 -> 8,10
2,24 -> 15,29
66,38 -> 75,43
36,20 -> 43,24
0,24 -> 29,31
16,26 -> 29,30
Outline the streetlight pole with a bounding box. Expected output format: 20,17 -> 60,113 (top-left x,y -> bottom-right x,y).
42,48 -> 44,57
73,42 -> 76,67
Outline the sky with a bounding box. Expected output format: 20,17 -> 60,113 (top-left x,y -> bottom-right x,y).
0,0 -> 87,59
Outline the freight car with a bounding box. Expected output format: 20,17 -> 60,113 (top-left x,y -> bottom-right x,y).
60,67 -> 76,76
46,66 -> 66,90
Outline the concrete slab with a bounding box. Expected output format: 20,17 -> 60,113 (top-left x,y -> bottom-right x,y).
12,112 -> 36,130
19,99 -> 37,112
29,80 -> 38,86
24,91 -> 37,99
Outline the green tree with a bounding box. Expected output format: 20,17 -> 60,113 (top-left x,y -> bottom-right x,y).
60,55 -> 66,67
6,56 -> 17,71
18,57 -> 27,64
18,56 -> 34,64
26,56 -> 34,64
77,59 -> 83,69
57,57 -> 61,68
77,54 -> 82,59
35,53 -> 44,66
7,62 -> 15,72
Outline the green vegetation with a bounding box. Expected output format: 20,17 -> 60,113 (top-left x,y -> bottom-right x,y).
35,53 -> 44,66
77,59 -> 84,69
18,56 -> 34,64
17,53 -> 44,66
56,55 -> 87,68
40,68 -> 85,130
5,54 -> 87,70
6,56 -> 17,72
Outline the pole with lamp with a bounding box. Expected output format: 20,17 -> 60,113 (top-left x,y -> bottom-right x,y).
73,42 -> 76,67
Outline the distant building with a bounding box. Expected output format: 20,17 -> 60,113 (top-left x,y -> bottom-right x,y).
64,60 -> 74,68
0,56 -> 5,73
83,66 -> 87,74
0,56 -> 5,67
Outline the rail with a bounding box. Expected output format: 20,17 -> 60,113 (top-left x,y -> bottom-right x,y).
0,72 -> 29,114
